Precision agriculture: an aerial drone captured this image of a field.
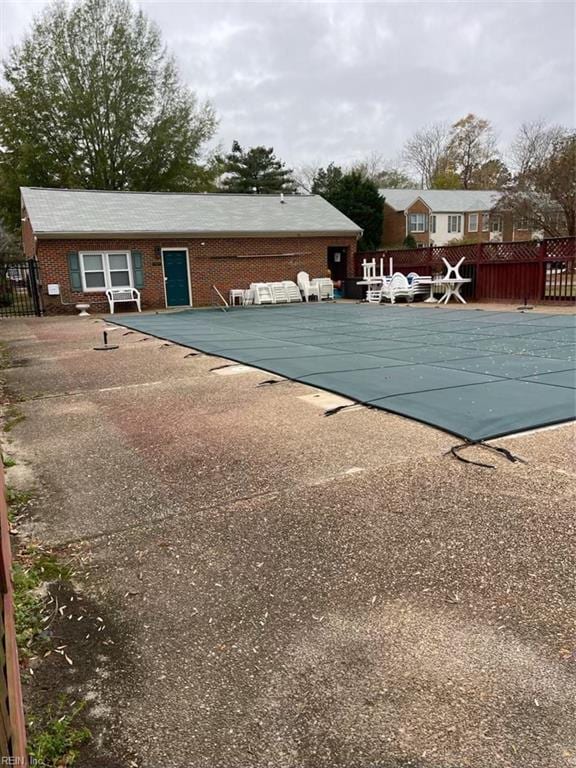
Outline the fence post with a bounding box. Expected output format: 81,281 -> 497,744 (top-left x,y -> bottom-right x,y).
537,240 -> 547,300
474,242 -> 483,301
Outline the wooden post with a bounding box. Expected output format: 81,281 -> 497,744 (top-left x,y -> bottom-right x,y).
474,241 -> 483,301
537,239 -> 547,300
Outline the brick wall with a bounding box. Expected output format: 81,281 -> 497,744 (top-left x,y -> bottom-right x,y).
382,202 -> 407,248
34,235 -> 358,313
405,200 -> 431,247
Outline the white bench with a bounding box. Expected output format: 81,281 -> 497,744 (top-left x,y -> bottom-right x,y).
106,288 -> 141,314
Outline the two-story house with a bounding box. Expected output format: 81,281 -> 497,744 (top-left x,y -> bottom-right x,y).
380,189 -> 534,248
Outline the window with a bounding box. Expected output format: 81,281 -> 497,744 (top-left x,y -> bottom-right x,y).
481,213 -> 490,231
468,213 -> 478,232
430,215 -> 436,234
408,213 -> 427,233
80,252 -> 132,292
515,216 -> 529,230
447,215 -> 462,234
490,216 -> 503,233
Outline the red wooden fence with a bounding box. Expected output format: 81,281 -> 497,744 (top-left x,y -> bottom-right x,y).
355,237 -> 576,303
0,468 -> 27,763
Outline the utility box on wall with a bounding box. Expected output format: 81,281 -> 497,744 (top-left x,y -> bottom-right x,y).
47,284 -> 60,296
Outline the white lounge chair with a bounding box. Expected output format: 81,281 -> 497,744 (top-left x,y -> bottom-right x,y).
382,273 -> 412,304
270,282 -> 289,303
407,272 -> 432,300
250,283 -> 274,304
106,288 -> 141,314
282,281 -> 303,302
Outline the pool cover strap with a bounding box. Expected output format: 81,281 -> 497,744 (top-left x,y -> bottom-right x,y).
447,440 -> 527,469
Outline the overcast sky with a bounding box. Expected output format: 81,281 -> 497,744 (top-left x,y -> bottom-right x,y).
1,0 -> 574,173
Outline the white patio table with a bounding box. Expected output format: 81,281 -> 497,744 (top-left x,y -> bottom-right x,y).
437,277 -> 472,304
403,275 -> 471,304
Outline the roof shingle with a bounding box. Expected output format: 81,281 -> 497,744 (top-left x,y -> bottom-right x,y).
21,187 -> 363,237
380,188 -> 502,213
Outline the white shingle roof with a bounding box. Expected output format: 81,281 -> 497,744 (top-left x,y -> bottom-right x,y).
380,188 -> 502,213
21,187 -> 362,237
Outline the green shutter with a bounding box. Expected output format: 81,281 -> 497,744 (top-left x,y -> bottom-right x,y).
131,251 -> 144,289
67,252 -> 82,291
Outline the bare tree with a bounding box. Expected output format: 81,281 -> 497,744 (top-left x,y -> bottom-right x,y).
498,131 -> 576,237
402,122 -> 451,188
294,163 -> 322,193
509,119 -> 565,177
351,152 -> 416,188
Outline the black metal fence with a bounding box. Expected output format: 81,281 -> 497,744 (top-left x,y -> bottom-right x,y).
0,261 -> 43,317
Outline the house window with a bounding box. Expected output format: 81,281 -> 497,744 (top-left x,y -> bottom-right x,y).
430,215 -> 436,234
515,216 -> 529,230
447,215 -> 462,234
408,213 -> 427,233
80,252 -> 132,292
481,213 -> 490,231
491,216 -> 503,233
468,213 -> 478,232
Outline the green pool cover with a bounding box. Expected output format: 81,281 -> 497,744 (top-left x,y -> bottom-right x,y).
110,304 -> 576,441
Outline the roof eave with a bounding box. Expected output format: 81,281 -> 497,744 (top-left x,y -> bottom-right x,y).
34,229 -> 362,239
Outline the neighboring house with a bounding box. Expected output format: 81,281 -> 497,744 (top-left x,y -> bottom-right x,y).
21,187 -> 361,313
380,189 -> 537,248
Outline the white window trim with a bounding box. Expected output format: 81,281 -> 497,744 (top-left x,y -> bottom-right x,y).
490,216 -> 503,233
447,215 -> 462,234
468,213 -> 478,232
408,213 -> 427,233
481,213 -> 490,232
79,251 -> 133,293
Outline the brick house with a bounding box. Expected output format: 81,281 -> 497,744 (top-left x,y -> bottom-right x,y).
380,189 -> 536,248
21,187 -> 361,313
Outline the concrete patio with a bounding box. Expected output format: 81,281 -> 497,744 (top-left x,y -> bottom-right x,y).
1,305 -> 575,768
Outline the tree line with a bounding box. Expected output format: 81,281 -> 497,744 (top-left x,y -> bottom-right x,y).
0,0 -> 574,258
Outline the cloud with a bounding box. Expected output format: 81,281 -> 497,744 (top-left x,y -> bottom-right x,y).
1,0 -> 574,170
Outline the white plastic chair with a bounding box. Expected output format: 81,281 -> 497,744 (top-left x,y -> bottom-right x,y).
311,278 -> 335,301
106,288 -> 141,314
297,271 -> 320,302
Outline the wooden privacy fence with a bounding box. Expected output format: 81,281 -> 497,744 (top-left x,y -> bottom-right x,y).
0,468 -> 27,763
355,237 -> 576,303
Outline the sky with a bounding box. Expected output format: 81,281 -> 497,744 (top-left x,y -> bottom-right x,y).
0,0 -> 574,174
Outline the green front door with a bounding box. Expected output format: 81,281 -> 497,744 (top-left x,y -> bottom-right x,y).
163,250 -> 191,307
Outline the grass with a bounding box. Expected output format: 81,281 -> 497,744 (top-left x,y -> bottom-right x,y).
5,486 -> 33,523
27,698 -> 91,767
2,403 -> 25,432
12,545 -> 72,660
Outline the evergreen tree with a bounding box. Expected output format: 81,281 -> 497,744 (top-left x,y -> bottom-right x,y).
221,141 -> 296,194
313,166 -> 383,250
